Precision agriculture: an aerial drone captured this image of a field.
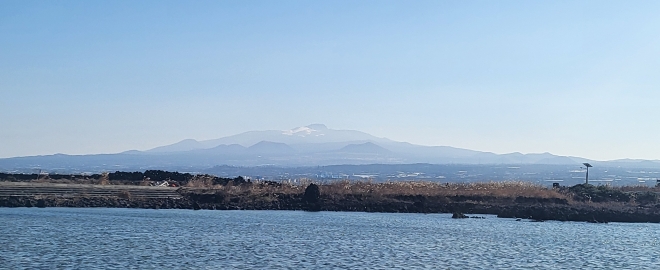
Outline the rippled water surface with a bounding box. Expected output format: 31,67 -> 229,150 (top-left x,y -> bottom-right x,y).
2,208 -> 660,269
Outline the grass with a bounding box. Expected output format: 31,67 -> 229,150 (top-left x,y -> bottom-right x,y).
185,175 -> 215,188
9,172 -> 660,206
181,179 -> 567,201
181,179 -> 660,206
319,180 -> 564,198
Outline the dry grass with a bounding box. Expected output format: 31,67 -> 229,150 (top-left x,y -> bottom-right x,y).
98,173 -> 109,185
182,179 -> 565,200
319,180 -> 565,199
185,175 -> 216,188
199,180 -> 304,195
181,179 -> 309,199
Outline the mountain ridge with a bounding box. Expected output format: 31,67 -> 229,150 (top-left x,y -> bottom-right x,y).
149,124 -> 394,152
2,124 -> 660,172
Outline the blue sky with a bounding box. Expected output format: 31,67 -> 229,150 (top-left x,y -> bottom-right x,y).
1,1 -> 660,160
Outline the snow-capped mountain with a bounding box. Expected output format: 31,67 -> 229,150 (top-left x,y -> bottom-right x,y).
148,124 -> 393,153
139,124 -> 590,166
5,123 -> 656,172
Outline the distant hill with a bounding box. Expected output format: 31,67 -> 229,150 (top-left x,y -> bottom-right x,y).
148,139 -> 204,153
247,141 -> 296,155
339,142 -> 392,154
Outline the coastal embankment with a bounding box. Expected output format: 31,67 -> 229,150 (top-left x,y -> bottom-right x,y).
3,174 -> 660,223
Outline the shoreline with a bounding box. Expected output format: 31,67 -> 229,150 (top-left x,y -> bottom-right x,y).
2,181 -> 660,223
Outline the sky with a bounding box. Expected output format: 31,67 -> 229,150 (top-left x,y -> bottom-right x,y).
1,1 -> 660,161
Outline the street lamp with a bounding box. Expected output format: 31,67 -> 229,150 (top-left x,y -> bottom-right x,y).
582,163 -> 592,185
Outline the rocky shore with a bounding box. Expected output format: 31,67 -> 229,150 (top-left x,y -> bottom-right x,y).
2,181 -> 660,223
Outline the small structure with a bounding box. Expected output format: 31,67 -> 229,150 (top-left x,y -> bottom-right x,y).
583,163 -> 593,185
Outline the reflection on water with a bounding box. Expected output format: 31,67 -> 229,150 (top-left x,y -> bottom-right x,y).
1,208 -> 660,269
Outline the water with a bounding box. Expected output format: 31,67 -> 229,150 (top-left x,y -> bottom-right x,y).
1,208 -> 659,269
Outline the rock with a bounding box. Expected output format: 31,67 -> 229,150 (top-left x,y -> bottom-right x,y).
303,183 -> 320,203
302,183 -> 322,212
452,212 -> 468,219
36,199 -> 46,208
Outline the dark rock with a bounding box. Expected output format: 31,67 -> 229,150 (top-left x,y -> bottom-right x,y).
303,183 -> 320,203
452,212 -> 468,219
36,199 -> 46,208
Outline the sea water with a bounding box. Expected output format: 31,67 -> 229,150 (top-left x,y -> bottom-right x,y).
1,208 -> 659,269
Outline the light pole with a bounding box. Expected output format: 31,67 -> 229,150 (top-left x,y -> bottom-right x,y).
583,163 -> 592,185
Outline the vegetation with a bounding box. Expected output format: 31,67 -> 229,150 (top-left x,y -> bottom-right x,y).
4,170 -> 660,205
0,170 -> 248,186
317,180 -> 564,198
0,170 -> 660,211
566,184 -> 631,203
6,170 -> 660,223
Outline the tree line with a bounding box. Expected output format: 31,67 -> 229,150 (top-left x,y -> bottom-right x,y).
0,170 -> 249,186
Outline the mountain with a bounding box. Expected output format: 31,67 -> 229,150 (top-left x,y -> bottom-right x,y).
148,124 -> 392,153
4,123 -> 660,173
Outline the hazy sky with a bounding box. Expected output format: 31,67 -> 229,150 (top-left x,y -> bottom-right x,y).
2,1 -> 660,160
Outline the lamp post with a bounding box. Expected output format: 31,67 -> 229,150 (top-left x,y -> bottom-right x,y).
583,163 -> 592,185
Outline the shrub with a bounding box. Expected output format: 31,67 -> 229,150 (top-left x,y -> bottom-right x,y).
634,191 -> 658,205
568,184 -> 631,203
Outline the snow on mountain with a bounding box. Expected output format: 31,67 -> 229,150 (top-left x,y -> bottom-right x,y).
191,124 -> 391,148
282,126 -> 324,137
0,123 -> 613,171
137,124 -> 584,166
